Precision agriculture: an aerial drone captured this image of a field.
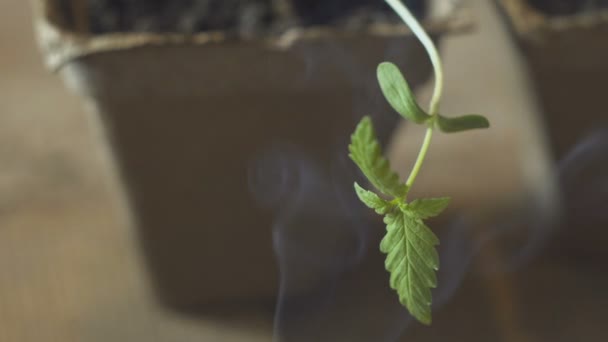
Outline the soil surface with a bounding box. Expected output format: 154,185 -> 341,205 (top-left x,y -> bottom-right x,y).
55,0 -> 427,35
527,0 -> 608,16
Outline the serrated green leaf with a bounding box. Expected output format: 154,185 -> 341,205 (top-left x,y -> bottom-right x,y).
354,182 -> 394,215
436,114 -> 490,133
408,197 -> 450,219
349,116 -> 408,198
377,62 -> 431,124
380,208 -> 439,325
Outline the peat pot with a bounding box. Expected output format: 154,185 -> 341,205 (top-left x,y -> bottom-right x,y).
34,0 -> 470,312
499,0 -> 608,257
499,0 -> 608,158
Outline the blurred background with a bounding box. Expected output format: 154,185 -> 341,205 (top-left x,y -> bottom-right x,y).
1,0 -> 607,341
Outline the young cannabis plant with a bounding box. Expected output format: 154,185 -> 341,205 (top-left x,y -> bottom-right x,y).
349,0 -> 490,325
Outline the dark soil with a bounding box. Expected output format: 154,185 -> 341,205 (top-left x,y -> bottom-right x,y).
55,0 -> 427,35
527,0 -> 608,16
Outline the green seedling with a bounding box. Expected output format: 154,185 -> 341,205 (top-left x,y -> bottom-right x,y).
349,0 -> 490,325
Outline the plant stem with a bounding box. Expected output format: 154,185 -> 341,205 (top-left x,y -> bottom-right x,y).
406,126 -> 433,188
385,0 -> 444,196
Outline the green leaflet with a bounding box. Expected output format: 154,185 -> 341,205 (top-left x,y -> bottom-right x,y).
354,182 -> 394,215
436,114 -> 490,133
380,208 -> 440,325
377,62 -> 490,133
349,116 -> 408,198
377,62 -> 431,124
408,197 -> 450,219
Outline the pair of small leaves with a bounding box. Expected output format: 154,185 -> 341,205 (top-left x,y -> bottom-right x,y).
354,182 -> 449,219
377,62 -> 490,132
350,117 -> 449,324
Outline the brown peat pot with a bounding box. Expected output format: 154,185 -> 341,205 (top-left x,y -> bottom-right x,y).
34,0 -> 471,312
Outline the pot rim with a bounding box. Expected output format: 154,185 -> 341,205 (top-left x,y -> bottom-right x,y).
500,0 -> 608,39
32,0 -> 473,71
